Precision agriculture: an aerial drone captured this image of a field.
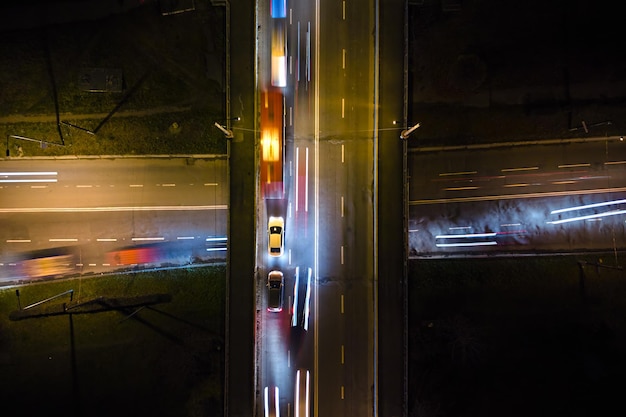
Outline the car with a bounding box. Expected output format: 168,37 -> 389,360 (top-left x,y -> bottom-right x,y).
264,385 -> 280,417
267,270 -> 284,312
268,216 -> 285,257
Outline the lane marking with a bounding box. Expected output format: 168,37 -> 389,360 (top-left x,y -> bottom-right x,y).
501,166 -> 539,172
439,171 -> 476,177
558,163 -> 590,168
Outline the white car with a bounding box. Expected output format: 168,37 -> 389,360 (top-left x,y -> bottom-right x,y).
268,216 -> 284,257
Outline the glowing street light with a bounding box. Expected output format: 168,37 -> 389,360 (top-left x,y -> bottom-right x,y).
400,122 -> 420,140
214,122 -> 234,139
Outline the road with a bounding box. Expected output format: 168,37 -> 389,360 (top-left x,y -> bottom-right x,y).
408,136 -> 626,257
0,157 -> 228,283
254,0 -> 401,416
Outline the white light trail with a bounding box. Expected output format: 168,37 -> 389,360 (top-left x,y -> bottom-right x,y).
0,179 -> 57,183
295,147 -> 300,212
436,241 -> 498,247
551,199 -> 626,214
436,232 -> 497,239
0,171 -> 57,176
547,209 -> 626,224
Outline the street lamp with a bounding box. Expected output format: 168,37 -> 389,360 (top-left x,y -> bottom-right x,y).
400,122 -> 420,140
214,122 -> 234,139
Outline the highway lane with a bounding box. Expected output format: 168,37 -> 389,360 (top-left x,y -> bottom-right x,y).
0,157 -> 228,283
315,0 -> 376,416
408,137 -> 626,256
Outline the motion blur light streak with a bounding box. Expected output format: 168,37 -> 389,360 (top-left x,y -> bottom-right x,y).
436,241 -> 498,247
547,209 -> 626,224
550,199 -> 626,214
0,179 -> 58,183
436,232 -> 497,239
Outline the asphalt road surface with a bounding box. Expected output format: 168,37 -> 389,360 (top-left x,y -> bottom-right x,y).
0,157 -> 228,283
409,136 -> 626,257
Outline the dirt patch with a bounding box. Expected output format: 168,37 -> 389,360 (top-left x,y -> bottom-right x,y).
408,0 -> 626,147
0,1 -> 226,156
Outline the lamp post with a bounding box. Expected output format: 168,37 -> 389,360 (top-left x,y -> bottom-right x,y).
214,122 -> 234,140
400,122 -> 420,140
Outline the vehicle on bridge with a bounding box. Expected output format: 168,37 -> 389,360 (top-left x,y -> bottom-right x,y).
268,216 -> 285,257
260,90 -> 285,199
267,270 -> 284,312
